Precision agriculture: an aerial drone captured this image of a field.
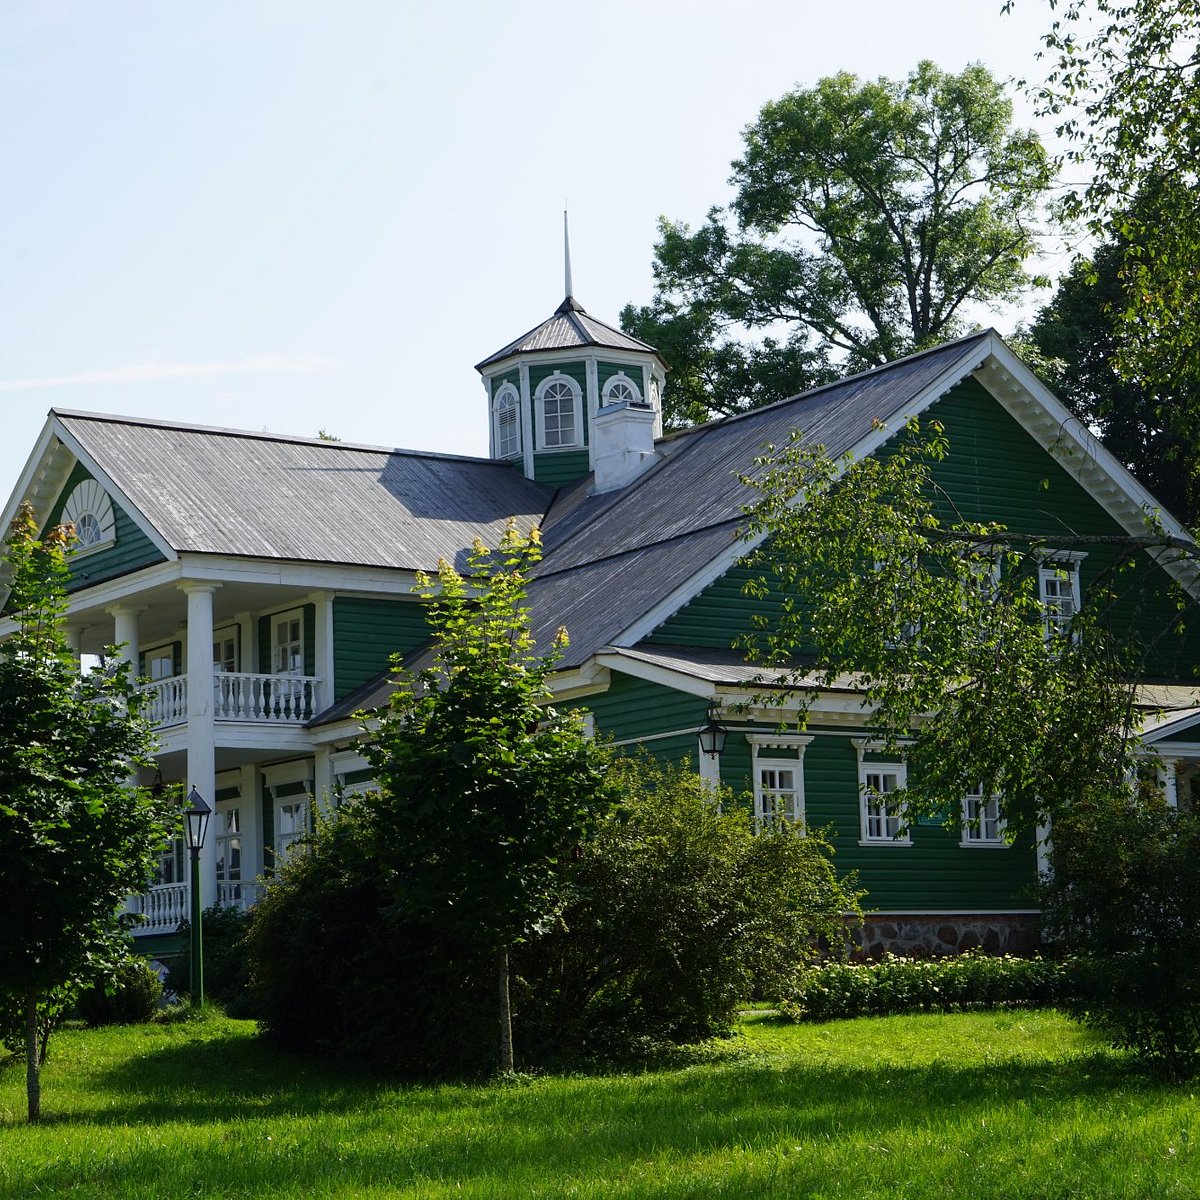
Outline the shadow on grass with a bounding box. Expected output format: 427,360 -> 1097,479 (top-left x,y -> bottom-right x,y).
8,1019 -> 1191,1198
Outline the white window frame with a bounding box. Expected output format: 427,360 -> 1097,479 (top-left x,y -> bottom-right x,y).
534,372 -> 583,450
213,626 -> 239,673
273,797 -> 307,862
492,383 -> 522,459
271,609 -> 304,676
601,372 -> 643,407
1037,551 -> 1084,640
960,785 -> 1007,847
144,644 -> 177,681
854,739 -> 910,845
61,479 -> 117,555
748,733 -> 813,830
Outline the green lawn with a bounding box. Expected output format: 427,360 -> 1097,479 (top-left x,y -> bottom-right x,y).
1,1011 -> 1197,1198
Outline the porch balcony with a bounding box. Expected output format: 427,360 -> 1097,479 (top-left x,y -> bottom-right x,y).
131,880 -> 263,936
139,671 -> 321,729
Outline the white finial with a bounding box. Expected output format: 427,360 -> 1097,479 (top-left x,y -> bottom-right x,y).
563,207 -> 573,299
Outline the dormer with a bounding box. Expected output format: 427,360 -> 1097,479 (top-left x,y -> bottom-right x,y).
475,272 -> 667,491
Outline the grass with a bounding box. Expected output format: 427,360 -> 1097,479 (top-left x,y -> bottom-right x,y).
1,1010 -> 1198,1198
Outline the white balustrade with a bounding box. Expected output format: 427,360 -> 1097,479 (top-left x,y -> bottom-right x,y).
213,671 -> 320,723
139,676 -> 188,727
217,880 -> 262,909
139,672 -> 321,729
130,883 -> 188,934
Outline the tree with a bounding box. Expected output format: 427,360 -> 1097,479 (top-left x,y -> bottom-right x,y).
1020,0 -> 1200,435
623,62 -> 1052,426
0,504 -> 172,1122
1029,226 -> 1200,525
738,420 -> 1200,1071
361,523 -> 613,1073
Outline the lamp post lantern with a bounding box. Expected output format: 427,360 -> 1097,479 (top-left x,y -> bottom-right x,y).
698,702 -> 728,759
183,786 -> 211,1008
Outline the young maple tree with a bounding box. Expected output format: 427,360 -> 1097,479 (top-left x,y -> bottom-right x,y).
0,503 -> 173,1122
361,522 -> 613,1073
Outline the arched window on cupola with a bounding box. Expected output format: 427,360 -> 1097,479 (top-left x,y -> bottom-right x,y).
535,372 -> 583,449
602,373 -> 643,407
492,383 -> 521,459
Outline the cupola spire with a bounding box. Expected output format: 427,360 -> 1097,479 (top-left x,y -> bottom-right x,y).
563,206 -> 573,301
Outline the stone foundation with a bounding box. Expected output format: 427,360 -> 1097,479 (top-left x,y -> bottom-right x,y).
852,913 -> 1040,960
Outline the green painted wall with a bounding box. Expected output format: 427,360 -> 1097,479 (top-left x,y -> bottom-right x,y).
45,462 -> 165,591
532,450 -> 590,489
332,596 -> 432,700
647,378 -> 1200,679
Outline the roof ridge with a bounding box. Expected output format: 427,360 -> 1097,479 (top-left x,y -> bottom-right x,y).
663,329 -> 995,438
51,408 -> 512,468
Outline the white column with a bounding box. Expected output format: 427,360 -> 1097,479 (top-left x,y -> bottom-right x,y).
181,582 -> 220,910
1159,758 -> 1180,809
586,354 -> 600,471
518,362 -> 534,480
313,745 -> 335,816
106,604 -> 143,671
312,591 -> 332,714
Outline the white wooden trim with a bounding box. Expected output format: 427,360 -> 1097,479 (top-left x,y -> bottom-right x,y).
533,370 -> 584,451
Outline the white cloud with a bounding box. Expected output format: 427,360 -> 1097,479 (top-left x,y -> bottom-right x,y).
0,355 -> 330,392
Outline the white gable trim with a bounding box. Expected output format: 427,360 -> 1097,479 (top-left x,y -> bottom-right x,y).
1,413 -> 178,565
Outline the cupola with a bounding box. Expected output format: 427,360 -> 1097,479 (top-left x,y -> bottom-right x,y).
475,216 -> 667,494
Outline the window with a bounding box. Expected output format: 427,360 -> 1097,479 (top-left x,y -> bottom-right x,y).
213,628 -> 238,673
1038,555 -> 1082,639
154,838 -> 182,886
274,799 -> 307,861
859,762 -> 909,844
535,373 -> 582,449
493,384 -> 521,459
60,478 -> 116,553
145,646 -> 176,681
602,373 -> 642,407
961,785 -> 1006,846
748,733 -> 812,830
216,806 -> 243,888
756,763 -> 803,827
272,611 -> 303,676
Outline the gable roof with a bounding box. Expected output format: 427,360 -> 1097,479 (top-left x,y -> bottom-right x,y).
474,295 -> 664,371
527,330 -> 997,668
20,411 -> 553,573
308,327 -> 1199,725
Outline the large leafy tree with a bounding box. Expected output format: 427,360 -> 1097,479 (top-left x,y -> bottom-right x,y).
361,523 -> 613,1073
1029,226 -> 1200,525
739,421 -> 1200,1071
1020,0 -> 1200,435
623,61 -> 1051,427
0,504 -> 172,1122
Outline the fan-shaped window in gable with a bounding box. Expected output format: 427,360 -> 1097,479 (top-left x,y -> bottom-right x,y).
535,373 -> 583,449
602,373 -> 643,407
61,479 -> 116,553
493,383 -> 521,459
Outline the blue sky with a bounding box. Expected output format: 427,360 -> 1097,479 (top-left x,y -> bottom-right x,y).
0,1 -> 1064,501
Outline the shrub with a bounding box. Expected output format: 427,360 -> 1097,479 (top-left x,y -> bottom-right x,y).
246,801 -> 497,1077
1041,789 -> 1200,1079
168,904 -> 255,1016
518,756 -> 863,1058
76,956 -> 163,1027
779,951 -> 1065,1022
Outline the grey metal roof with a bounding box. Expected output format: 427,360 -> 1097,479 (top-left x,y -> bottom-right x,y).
55,411 -> 553,572
305,331 -> 996,723
474,296 -> 663,370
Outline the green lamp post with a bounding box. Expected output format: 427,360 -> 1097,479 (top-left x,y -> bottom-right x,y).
183,786 -> 211,1008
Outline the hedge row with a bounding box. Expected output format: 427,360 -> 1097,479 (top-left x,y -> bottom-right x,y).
779,951 -> 1067,1022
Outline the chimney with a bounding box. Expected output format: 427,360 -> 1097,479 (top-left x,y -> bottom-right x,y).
591,399 -> 658,494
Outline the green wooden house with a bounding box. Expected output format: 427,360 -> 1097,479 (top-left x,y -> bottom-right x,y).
4,287 -> 1197,959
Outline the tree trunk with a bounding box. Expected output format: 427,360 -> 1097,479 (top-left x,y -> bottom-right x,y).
25,987 -> 40,1124
497,944 -> 514,1073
